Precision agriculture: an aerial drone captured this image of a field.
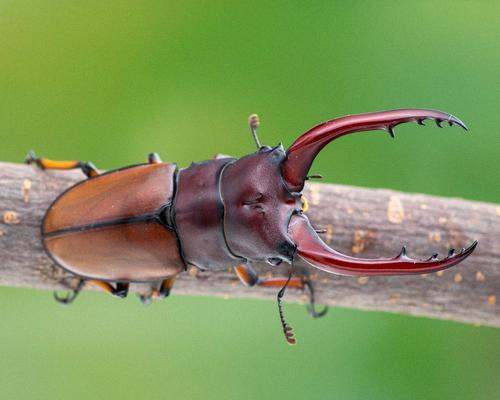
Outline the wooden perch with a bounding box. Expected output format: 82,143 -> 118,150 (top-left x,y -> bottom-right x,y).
0,162 -> 498,327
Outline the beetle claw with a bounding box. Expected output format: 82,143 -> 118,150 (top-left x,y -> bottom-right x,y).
53,290 -> 78,305
53,279 -> 85,305
303,280 -> 328,319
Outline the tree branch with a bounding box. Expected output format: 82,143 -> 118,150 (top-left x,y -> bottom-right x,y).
0,162 -> 498,326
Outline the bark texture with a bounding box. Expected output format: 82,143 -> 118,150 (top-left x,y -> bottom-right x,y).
0,162 -> 498,327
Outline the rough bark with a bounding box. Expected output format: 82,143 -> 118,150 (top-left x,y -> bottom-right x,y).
0,162 -> 498,327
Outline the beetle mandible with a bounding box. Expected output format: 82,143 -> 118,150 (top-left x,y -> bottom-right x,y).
27,108 -> 477,345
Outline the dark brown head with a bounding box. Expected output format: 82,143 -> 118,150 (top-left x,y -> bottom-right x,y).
220,145 -> 301,265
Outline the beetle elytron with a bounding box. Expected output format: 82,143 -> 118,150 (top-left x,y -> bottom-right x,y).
27,109 -> 477,344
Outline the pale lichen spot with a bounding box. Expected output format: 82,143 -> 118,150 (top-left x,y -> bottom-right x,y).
22,179 -> 32,203
325,224 -> 334,244
476,271 -> 485,282
454,273 -> 463,284
420,273 -> 428,278
3,211 -> 20,224
428,231 -> 441,243
420,203 -> 429,210
487,295 -> 496,306
388,293 -> 401,304
438,217 -> 448,225
387,195 -> 405,224
357,276 -> 369,285
346,207 -> 354,215
436,270 -> 445,277
308,183 -> 321,206
352,230 -> 370,254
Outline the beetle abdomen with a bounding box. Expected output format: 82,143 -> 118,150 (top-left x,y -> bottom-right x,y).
43,163 -> 185,282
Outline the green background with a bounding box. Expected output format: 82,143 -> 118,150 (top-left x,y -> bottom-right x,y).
0,1 -> 499,399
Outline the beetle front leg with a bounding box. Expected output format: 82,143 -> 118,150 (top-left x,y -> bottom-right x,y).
233,264 -> 327,318
25,150 -> 99,178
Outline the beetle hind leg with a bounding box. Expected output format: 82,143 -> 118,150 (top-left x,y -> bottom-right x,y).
25,150 -> 99,178
53,279 -> 85,305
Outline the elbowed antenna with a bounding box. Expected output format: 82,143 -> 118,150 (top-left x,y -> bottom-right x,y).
281,109 -> 467,192
288,215 -> 477,276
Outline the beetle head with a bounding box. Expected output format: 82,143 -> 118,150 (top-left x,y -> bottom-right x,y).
221,145 -> 301,265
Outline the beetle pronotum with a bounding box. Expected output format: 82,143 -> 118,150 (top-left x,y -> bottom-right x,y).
27,108 -> 477,344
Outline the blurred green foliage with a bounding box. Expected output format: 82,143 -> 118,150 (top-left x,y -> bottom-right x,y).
0,2 -> 498,399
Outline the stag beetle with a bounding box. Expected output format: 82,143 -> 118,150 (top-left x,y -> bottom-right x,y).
27,108 -> 477,345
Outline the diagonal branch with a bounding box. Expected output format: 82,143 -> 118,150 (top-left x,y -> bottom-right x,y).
0,162 -> 498,327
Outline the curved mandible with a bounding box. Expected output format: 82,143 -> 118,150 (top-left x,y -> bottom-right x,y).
288,215 -> 477,276
282,109 -> 467,192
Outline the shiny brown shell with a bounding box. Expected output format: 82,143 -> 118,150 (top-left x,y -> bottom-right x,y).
42,163 -> 184,282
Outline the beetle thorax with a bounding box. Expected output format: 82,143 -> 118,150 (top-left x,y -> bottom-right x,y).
174,146 -> 302,270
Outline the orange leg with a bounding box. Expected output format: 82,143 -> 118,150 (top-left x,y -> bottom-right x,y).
233,263 -> 327,318
86,280 -> 129,298
139,276 -> 177,305
25,150 -> 99,178
234,263 -> 305,289
54,279 -> 129,305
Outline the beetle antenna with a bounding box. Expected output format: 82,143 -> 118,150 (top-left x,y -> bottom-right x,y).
277,271 -> 296,345
248,114 -> 262,149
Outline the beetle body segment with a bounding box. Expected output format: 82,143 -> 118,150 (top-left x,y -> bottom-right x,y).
174,157 -> 241,269
43,163 -> 184,282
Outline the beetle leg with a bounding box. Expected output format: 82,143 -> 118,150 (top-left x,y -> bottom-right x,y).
139,276 -> 177,305
86,280 -> 129,298
234,263 -> 304,288
233,264 -> 327,318
153,276 -> 177,299
25,150 -> 99,178
148,152 -> 162,164
53,279 -> 85,305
